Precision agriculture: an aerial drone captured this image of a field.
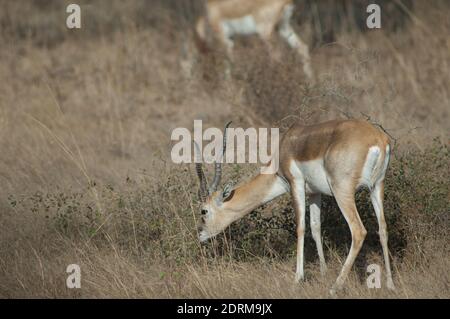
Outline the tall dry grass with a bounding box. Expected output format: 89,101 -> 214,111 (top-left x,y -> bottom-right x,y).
0,1 -> 448,298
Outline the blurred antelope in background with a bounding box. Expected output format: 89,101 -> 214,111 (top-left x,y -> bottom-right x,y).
195,119 -> 395,294
194,0 -> 313,79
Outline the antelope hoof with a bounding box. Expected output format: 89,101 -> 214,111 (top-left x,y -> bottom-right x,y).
320,265 -> 328,276
329,282 -> 343,297
387,280 -> 396,291
295,273 -> 304,283
329,288 -> 337,298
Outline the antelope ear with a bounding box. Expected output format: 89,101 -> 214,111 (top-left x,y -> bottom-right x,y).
222,182 -> 235,202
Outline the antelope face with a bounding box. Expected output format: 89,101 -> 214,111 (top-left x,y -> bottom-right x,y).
194,121 -> 234,242
198,188 -> 235,242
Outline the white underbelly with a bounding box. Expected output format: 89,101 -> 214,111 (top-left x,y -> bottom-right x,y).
291,159 -> 333,196
222,15 -> 258,37
287,145 -> 389,196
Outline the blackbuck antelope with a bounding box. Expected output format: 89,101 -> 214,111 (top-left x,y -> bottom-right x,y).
195,0 -> 313,79
195,119 -> 395,293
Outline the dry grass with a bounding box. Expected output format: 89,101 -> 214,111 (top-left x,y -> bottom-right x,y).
0,1 -> 449,298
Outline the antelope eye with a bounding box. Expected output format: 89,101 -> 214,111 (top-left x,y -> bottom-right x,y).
201,209 -> 208,215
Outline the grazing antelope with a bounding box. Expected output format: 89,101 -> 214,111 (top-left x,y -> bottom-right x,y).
195,0 -> 313,79
195,119 -> 395,293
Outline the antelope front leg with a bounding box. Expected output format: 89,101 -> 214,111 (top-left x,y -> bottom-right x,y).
291,179 -> 306,282
310,194 -> 327,275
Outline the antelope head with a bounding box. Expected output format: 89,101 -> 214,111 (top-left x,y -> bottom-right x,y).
195,122 -> 237,242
